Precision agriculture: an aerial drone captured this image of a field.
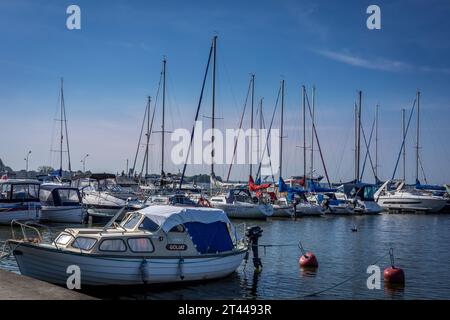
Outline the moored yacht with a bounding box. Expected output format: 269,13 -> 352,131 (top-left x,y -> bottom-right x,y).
210,188 -> 273,219
336,183 -> 384,215
72,173 -> 145,222
8,205 -> 249,286
39,184 -> 86,223
375,180 -> 447,213
0,179 -> 41,224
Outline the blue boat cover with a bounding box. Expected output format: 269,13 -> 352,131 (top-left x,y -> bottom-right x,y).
184,221 -> 233,253
308,179 -> 337,193
415,179 -> 445,191
279,177 -> 307,202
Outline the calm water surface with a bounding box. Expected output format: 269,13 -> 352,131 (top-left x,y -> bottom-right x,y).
1,214 -> 450,300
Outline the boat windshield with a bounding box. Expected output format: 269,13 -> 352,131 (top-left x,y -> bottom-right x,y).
0,184 -> 11,200
11,184 -> 39,201
57,189 -> 81,205
363,185 -> 377,201
121,212 -> 142,229
100,178 -> 123,192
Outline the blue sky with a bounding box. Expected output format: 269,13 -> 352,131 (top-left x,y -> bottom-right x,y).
1,0 -> 450,183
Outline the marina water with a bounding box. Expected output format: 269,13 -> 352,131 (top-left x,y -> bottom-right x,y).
1,214 -> 450,300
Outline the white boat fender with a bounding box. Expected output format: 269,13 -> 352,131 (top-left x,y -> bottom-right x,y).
178,258 -> 185,280
140,259 -> 150,284
245,226 -> 263,273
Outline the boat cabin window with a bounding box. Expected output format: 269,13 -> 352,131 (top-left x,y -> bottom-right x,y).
40,189 -> 54,205
55,233 -> 73,245
363,186 -> 376,201
12,184 -> 39,200
169,224 -> 185,233
72,237 -> 97,251
99,239 -> 127,252
127,238 -> 154,253
139,217 -> 160,232
0,184 -> 11,200
57,189 -> 80,205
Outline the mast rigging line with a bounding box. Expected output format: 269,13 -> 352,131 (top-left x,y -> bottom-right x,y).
391,98 -> 417,180
226,76 -> 252,182
131,67 -> 163,176
179,40 -> 214,188
304,89 -> 332,188
359,117 -> 376,182
259,104 -> 276,184
256,85 -> 282,179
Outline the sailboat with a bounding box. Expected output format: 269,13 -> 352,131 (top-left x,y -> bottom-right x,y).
339,91 -> 383,215
375,91 -> 447,213
40,79 -> 88,223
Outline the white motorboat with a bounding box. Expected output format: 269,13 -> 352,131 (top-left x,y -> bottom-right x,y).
310,193 -> 354,215
72,173 -> 145,222
0,179 -> 41,224
210,188 -> 273,219
375,180 -> 447,213
7,205 -> 251,286
336,183 -> 384,215
271,197 -> 294,218
294,201 -> 325,217
39,184 -> 86,223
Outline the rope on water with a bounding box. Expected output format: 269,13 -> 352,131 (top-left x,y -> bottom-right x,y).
301,250 -> 391,298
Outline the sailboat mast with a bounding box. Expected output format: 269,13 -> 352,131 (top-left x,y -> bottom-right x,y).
310,86 -> 315,181
302,85 -> 306,184
146,96 -> 151,177
250,74 -> 255,178
416,90 -> 420,183
259,98 -> 263,177
375,104 -> 379,181
161,58 -> 166,177
402,108 -> 406,181
356,91 -> 362,183
59,78 -> 64,175
211,36 -> 217,176
279,80 -> 284,178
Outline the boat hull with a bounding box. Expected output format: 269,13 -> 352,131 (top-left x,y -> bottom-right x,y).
12,242 -> 247,286
212,202 -> 273,219
377,195 -> 447,213
40,206 -> 86,224
271,205 -> 294,218
294,203 -> 324,216
0,203 -> 40,225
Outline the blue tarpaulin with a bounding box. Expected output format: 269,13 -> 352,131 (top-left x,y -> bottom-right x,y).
278,177 -> 307,202
184,221 -> 233,254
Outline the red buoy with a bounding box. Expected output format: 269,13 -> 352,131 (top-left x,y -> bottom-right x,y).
384,248 -> 405,284
384,266 -> 405,284
299,252 -> 318,268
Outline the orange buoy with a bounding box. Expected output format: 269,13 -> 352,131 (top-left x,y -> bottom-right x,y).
384,266 -> 405,284
384,248 -> 405,284
299,252 -> 318,268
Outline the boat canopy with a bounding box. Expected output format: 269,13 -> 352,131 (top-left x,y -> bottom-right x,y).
139,205 -> 232,233
138,205 -> 234,253
39,185 -> 81,206
72,173 -> 116,181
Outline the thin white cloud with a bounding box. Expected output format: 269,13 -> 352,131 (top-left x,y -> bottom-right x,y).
314,49 -> 450,75
314,49 -> 412,72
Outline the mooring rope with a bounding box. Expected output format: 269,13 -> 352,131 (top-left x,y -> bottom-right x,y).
301,250 -> 391,298
254,242 -> 393,298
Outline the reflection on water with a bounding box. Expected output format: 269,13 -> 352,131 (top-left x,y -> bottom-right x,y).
1,214 -> 450,299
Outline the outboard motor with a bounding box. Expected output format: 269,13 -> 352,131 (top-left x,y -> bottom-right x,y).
245,226 -> 263,272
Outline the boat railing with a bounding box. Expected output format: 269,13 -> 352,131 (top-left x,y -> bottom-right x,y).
10,220 -> 46,243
